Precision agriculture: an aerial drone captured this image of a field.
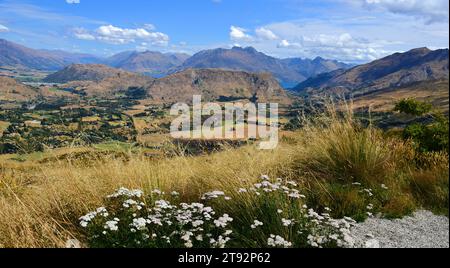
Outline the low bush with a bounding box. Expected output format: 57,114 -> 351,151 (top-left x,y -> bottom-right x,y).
394,99 -> 432,116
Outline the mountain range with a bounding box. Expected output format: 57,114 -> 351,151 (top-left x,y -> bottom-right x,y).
175,46 -> 350,87
0,38 -> 350,87
2,65 -> 291,104
0,39 -> 100,71
2,37 -> 448,107
294,47 -> 449,96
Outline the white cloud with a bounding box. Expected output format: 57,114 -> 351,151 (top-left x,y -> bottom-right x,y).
136,42 -> 149,52
300,33 -> 387,61
73,24 -> 169,46
0,24 -> 9,32
228,23 -> 386,61
255,27 -> 278,40
72,27 -> 95,40
96,25 -> 169,45
277,39 -> 301,49
66,0 -> 80,4
353,0 -> 449,23
251,16 -> 449,62
229,26 -> 253,42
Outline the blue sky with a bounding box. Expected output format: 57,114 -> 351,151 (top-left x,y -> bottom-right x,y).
0,0 -> 448,63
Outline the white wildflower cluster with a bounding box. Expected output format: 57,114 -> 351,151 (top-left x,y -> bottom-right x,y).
282,218 -> 294,227
267,235 -> 292,248
304,208 -> 357,248
214,214 -> 233,228
131,218 -> 147,231
107,187 -> 143,199
123,199 -> 145,211
79,207 -> 109,228
350,182 -> 382,219
104,219 -> 120,231
80,179 -> 362,249
362,188 -> 374,197
238,175 -> 359,249
239,175 -> 306,199
210,232 -> 232,248
153,203 -> 233,248
81,187 -> 234,248
251,220 -> 263,229
151,189 -> 165,195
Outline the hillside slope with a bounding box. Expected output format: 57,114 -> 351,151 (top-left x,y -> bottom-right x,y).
62,72 -> 154,97
0,76 -> 40,101
106,51 -> 189,76
294,48 -> 449,96
147,68 -> 291,104
0,39 -> 100,71
43,64 -> 135,83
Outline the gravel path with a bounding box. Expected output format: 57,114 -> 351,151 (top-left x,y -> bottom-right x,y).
352,210 -> 449,248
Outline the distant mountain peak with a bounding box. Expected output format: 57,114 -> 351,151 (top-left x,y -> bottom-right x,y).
105,50 -> 190,76
313,56 -> 325,62
178,46 -> 351,88
0,38 -> 351,88
408,47 -> 431,53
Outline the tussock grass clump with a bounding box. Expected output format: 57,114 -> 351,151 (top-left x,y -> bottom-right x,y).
287,104 -> 446,221
409,157 -> 449,216
293,108 -> 399,184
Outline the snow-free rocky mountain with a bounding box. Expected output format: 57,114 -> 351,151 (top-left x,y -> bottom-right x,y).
176,46 -> 351,88
104,50 -> 190,77
294,47 -> 449,96
4,64 -> 291,104
0,39 -> 100,71
0,38 -> 350,87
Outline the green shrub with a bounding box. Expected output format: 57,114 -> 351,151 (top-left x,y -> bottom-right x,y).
403,115 -> 449,153
394,99 -> 448,153
394,99 -> 432,116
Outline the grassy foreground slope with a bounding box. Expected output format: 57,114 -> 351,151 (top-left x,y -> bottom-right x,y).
0,110 -> 448,248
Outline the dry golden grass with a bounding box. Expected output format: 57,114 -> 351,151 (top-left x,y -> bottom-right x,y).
0,143 -> 295,248
0,107 -> 447,248
0,121 -> 9,137
351,80 -> 449,113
